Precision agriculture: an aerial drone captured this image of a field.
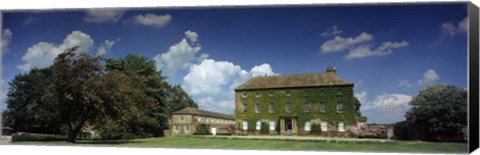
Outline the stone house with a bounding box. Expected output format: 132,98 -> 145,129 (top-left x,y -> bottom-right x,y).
234,67 -> 361,135
170,107 -> 235,136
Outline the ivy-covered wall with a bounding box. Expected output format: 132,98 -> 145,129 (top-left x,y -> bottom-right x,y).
234,86 -> 358,133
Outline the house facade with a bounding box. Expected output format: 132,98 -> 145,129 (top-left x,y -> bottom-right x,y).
170,107 -> 235,136
234,67 -> 359,135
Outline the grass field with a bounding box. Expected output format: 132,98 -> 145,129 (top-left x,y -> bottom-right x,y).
7,136 -> 468,153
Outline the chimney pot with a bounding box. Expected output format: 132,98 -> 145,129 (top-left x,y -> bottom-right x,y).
326,66 -> 336,74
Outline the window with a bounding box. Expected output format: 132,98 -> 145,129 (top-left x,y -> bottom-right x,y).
269,121 -> 275,131
185,125 -> 190,132
321,122 -> 328,132
255,103 -> 260,113
338,122 -> 345,132
286,102 -> 292,113
320,102 -> 326,112
337,102 -> 344,112
336,89 -> 343,95
269,103 -> 274,113
304,122 -> 311,131
304,89 -> 309,96
319,89 -> 325,95
206,118 -> 210,123
243,104 -> 248,112
197,117 -> 202,122
242,120 -> 248,130
286,90 -> 291,96
242,91 -> 248,98
304,102 -> 310,112
269,90 -> 274,97
180,116 -> 184,122
256,121 -> 261,130
174,125 -> 179,132
255,90 -> 261,98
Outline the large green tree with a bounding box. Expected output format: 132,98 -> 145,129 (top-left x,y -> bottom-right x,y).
52,47 -> 105,142
5,67 -> 62,134
166,84 -> 198,114
405,84 -> 467,141
105,54 -> 170,137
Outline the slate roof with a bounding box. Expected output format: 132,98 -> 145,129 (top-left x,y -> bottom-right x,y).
235,71 -> 353,91
172,107 -> 235,120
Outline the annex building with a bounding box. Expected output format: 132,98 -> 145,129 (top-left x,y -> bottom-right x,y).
234,67 -> 360,135
169,107 -> 235,136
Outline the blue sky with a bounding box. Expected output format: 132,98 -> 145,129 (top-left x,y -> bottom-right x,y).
0,3 -> 469,124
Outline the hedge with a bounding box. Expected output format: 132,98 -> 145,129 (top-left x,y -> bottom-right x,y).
12,133 -> 67,142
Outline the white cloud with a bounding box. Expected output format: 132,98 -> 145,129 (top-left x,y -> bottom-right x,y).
197,53 -> 209,62
1,28 -> 13,54
355,91 -> 368,104
417,69 -> 439,85
182,59 -> 243,96
320,32 -> 373,53
217,100 -> 235,110
23,17 -> 37,26
84,9 -> 126,23
360,93 -> 412,123
154,30 -> 202,78
441,17 -> 468,37
96,38 -> 118,56
398,80 -> 412,87
345,41 -> 409,60
321,25 -> 343,37
129,13 -> 172,28
17,31 -> 94,72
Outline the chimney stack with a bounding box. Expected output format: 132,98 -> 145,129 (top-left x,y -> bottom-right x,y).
326,66 -> 336,74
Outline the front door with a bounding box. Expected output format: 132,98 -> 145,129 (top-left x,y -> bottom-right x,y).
285,118 -> 292,135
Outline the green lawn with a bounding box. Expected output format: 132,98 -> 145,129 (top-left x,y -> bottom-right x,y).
8,136 -> 468,153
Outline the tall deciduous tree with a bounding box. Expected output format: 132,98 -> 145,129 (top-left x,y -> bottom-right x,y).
52,47 -> 104,142
406,84 -> 467,141
5,67 -> 62,133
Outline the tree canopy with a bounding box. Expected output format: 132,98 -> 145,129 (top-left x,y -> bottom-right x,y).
398,84 -> 467,142
5,48 -> 198,142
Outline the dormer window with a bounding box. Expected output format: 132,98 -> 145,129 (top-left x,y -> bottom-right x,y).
336,89 -> 343,95
304,89 -> 309,96
255,90 -> 261,98
242,91 -> 248,98
286,90 -> 291,96
319,89 -> 326,95
268,90 -> 274,97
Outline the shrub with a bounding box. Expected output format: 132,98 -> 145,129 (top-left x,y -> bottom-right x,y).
194,123 -> 210,135
311,124 -> 322,132
393,121 -> 409,140
12,133 -> 66,142
260,122 -> 269,135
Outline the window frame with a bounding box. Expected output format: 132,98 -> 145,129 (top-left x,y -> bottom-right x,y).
242,91 -> 248,98
256,121 -> 261,131
269,103 -> 274,113
338,122 -> 345,132
337,102 -> 344,112
185,125 -> 190,132
320,102 -> 326,112
286,102 -> 292,113
304,121 -> 311,131
321,121 -> 328,132
286,90 -> 291,96
304,102 -> 310,112
243,103 -> 248,113
255,90 -> 261,98
242,120 -> 248,130
255,103 -> 260,113
269,121 -> 275,131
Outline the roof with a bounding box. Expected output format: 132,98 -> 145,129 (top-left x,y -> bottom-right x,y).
172,107 -> 235,120
235,72 -> 354,91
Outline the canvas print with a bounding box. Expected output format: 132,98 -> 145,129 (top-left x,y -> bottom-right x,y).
0,2 -> 473,154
